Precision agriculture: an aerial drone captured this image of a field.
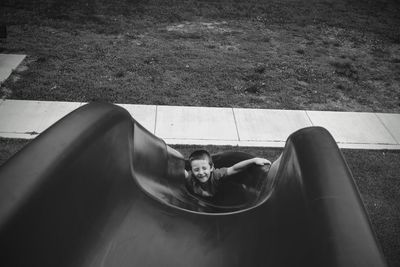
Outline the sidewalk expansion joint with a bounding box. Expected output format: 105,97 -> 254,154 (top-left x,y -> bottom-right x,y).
304,111 -> 314,126
375,113 -> 399,144
154,105 -> 159,135
231,108 -> 241,141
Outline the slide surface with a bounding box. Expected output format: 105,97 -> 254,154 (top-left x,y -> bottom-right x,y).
0,103 -> 387,267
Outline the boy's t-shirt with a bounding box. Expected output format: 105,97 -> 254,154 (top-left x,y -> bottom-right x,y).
186,168 -> 228,197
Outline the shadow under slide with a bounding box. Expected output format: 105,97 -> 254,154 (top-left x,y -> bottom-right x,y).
0,103 -> 387,267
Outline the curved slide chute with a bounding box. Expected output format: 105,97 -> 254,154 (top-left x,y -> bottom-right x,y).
0,103 -> 387,267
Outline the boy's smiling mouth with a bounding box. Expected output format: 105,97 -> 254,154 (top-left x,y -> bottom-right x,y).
197,175 -> 209,182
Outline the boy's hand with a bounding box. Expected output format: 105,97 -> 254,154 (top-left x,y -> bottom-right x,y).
253,157 -> 271,166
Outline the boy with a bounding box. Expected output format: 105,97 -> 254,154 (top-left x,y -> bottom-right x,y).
185,150 -> 271,197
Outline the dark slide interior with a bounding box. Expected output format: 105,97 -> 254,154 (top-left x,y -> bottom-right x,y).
0,103 -> 387,266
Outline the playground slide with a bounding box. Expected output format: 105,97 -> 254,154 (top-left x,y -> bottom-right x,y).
0,103 -> 387,267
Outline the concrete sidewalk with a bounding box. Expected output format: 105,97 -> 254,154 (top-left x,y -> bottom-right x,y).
0,99 -> 399,150
0,54 -> 26,83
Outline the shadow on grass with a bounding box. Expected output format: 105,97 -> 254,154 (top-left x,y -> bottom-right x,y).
2,0 -> 400,40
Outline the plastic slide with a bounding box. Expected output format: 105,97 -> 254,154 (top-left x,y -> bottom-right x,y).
0,103 -> 387,266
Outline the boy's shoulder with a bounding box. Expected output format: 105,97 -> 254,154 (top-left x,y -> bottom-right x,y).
212,167 -> 228,181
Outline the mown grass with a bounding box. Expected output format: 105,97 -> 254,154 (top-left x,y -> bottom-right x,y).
1,138 -> 399,266
1,0 -> 399,111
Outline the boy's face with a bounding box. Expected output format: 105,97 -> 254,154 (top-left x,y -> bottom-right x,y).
190,159 -> 213,183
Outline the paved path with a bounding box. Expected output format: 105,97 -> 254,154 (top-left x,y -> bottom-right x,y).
0,99 -> 399,150
1,54 -> 399,150
0,54 -> 26,83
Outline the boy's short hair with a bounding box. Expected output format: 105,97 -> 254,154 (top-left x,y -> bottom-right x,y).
188,150 -> 213,167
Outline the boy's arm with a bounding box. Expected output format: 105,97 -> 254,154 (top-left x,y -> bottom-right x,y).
226,158 -> 271,176
184,170 -> 189,179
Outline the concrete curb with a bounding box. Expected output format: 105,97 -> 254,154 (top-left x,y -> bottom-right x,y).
1,100 -> 399,150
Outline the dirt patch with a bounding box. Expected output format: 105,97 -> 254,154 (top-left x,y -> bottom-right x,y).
166,21 -> 234,34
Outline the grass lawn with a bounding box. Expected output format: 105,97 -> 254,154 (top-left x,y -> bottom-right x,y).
1,0 -> 400,112
1,138 -> 399,267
